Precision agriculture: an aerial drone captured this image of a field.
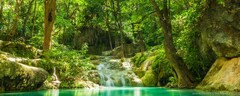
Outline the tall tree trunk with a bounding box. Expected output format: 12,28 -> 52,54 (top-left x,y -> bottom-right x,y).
43,0 -> 56,52
0,0 -> 4,32
150,0 -> 194,88
138,30 -> 145,53
31,0 -> 37,36
0,0 -> 4,23
116,0 -> 125,58
105,0 -> 113,50
8,0 -> 21,41
106,12 -> 113,50
22,0 -> 34,36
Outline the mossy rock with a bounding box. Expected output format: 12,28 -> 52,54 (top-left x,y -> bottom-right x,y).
197,57 -> 240,91
141,70 -> 157,86
0,53 -> 48,91
133,68 -> 145,78
199,1 -> 240,58
0,41 -> 39,58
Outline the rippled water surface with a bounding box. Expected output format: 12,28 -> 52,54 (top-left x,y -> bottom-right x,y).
0,87 -> 239,96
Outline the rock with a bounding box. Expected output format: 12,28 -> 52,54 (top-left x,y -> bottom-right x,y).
73,26 -> 114,55
129,73 -> 143,86
133,68 -> 145,78
140,56 -> 155,71
86,71 -> 100,84
197,57 -> 240,91
199,0 -> 240,58
111,44 -> 140,58
0,41 -> 40,58
141,70 -> 157,86
75,80 -> 100,89
0,53 -> 48,91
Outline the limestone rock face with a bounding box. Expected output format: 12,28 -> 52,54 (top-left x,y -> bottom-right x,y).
199,0 -> 240,58
197,57 -> 240,91
0,53 -> 48,91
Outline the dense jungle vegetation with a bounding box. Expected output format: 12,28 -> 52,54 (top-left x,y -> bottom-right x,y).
1,0 -> 240,93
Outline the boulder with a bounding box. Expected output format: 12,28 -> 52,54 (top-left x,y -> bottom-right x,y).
0,40 -> 40,58
133,68 -> 145,78
197,57 -> 240,91
141,70 -> 157,86
199,0 -> 240,58
0,53 -> 48,91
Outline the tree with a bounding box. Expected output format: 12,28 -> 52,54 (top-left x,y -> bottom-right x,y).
0,0 -> 4,24
22,0 -> 34,36
8,0 -> 21,40
43,0 -> 56,52
150,0 -> 194,88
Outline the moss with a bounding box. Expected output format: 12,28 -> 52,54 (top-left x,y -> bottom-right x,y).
0,87 -> 4,92
0,41 -> 38,58
141,70 -> 157,86
131,53 -> 147,67
133,68 -> 145,78
0,53 -> 48,91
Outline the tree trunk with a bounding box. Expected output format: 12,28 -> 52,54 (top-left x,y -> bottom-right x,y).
105,0 -> 113,50
31,0 -> 37,36
22,0 -> 34,36
0,0 -> 4,32
150,0 -> 194,88
0,0 -> 4,23
138,30 -> 145,53
8,0 -> 21,40
43,0 -> 56,52
116,0 -> 125,58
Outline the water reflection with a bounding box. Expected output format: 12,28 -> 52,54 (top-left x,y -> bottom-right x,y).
134,87 -> 140,96
52,89 -> 59,96
1,87 -> 240,96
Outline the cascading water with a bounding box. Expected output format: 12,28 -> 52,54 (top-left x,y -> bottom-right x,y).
106,74 -> 114,87
97,57 -> 140,87
120,75 -> 126,87
52,67 -> 61,87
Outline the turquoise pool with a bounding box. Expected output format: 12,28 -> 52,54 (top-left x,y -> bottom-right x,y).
0,87 -> 238,96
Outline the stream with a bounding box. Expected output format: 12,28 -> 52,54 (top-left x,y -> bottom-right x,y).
96,56 -> 141,87
1,56 -> 240,96
1,87 -> 239,96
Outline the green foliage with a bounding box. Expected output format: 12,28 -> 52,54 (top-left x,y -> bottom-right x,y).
37,42 -> 94,88
151,47 -> 171,75
27,32 -> 44,49
131,53 -> 147,67
167,76 -> 177,87
172,0 -> 212,80
42,43 -> 93,72
1,0 -> 216,86
0,41 -> 38,58
217,0 -> 225,6
80,43 -> 88,55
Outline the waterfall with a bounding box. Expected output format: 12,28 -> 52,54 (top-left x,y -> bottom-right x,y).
52,67 -> 61,87
106,74 -> 114,87
97,56 -> 142,87
97,57 -> 136,87
120,75 -> 126,87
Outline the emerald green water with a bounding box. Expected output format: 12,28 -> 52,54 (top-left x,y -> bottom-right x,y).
0,87 -> 238,96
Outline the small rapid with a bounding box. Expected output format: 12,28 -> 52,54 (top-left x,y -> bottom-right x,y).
96,57 -> 141,87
